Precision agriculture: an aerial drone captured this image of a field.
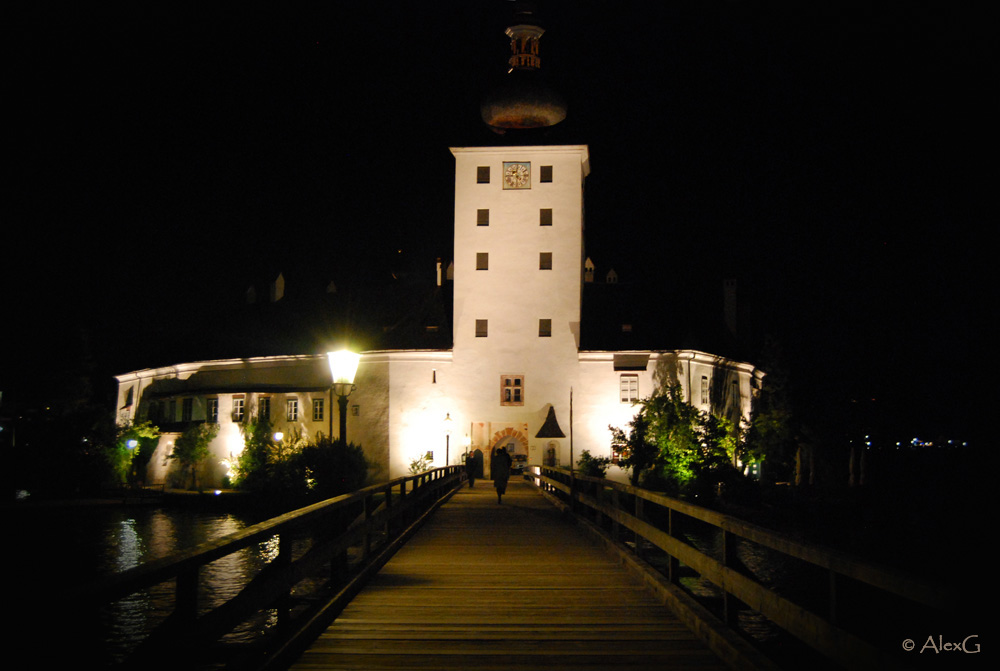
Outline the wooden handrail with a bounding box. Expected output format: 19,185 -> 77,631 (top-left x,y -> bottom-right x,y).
73,465 -> 466,669
525,465 -> 959,670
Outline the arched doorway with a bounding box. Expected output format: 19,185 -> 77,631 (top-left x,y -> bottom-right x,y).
488,427 -> 529,476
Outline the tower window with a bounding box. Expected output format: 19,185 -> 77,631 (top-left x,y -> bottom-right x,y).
540,208 -> 552,226
477,166 -> 490,183
476,320 -> 488,337
540,165 -> 553,182
477,208 -> 489,226
539,252 -> 552,270
700,376 -> 709,405
476,252 -> 489,270
500,375 -> 524,406
539,319 -> 552,337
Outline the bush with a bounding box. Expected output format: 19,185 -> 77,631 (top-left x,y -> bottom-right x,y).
298,439 -> 368,499
577,450 -> 612,478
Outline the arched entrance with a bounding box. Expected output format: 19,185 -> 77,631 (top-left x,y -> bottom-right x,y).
488,427 -> 529,476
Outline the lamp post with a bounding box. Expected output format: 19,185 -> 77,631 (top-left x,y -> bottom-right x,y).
444,413 -> 452,465
327,350 -> 360,445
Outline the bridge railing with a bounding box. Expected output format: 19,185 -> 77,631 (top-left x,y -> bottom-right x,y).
525,464 -> 960,670
72,465 -> 466,670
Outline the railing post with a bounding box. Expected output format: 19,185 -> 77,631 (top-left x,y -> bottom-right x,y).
611,487 -> 620,542
570,471 -> 577,513
276,532 -> 292,628
176,565 -> 199,625
722,529 -> 738,626
363,492 -> 373,560
385,482 -> 394,537
595,480 -> 604,527
400,478 -> 408,527
667,506 -> 678,583
829,569 -> 839,625
635,495 -> 645,562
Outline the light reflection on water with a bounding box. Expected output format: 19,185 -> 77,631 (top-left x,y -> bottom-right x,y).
12,504 -> 284,666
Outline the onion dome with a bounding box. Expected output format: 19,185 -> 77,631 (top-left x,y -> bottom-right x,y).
481,2 -> 566,132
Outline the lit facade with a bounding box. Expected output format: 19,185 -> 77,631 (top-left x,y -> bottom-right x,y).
115,145 -> 763,487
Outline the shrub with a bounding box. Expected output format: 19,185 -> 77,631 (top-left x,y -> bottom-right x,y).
577,450 -> 612,478
298,439 -> 368,499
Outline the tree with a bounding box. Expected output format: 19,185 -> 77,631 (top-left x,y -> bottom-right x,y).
612,376 -> 745,499
110,420 -> 160,486
608,410 -> 657,485
744,336 -> 798,483
169,423 -> 218,490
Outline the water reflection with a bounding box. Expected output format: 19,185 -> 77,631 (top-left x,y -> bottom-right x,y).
12,504 -> 281,667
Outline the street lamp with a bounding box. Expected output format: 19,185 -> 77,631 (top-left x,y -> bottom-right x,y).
327,349 -> 360,445
444,413 -> 452,465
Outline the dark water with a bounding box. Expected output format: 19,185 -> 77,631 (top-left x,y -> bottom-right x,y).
11,503 -> 280,667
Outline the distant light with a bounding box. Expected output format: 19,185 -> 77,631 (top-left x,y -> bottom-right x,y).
127,439 -> 138,449
214,490 -> 222,496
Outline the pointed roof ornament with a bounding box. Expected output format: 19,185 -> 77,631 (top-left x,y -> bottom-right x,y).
535,405 -> 566,438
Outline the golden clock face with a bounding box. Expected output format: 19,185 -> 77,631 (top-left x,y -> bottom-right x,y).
503,161 -> 531,189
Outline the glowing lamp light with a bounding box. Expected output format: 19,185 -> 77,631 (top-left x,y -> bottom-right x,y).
327,349 -> 361,444
127,439 -> 138,450
273,432 -> 284,442
327,350 -> 361,388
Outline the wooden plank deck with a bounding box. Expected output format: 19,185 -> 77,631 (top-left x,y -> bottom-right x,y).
289,478 -> 731,671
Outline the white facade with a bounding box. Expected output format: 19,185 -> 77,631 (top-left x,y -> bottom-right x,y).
115,145 -> 764,487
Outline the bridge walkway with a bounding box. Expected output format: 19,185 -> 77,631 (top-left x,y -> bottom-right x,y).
288,478 -> 730,671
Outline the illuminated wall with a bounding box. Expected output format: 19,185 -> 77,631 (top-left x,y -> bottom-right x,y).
113,144 -> 764,488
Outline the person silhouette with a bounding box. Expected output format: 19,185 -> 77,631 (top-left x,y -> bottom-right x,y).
491,446 -> 512,504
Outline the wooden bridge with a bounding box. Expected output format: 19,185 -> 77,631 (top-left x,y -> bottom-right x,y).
286,479 -> 731,671
68,465 -> 963,671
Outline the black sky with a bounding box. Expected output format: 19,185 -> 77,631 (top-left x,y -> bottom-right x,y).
5,2 -> 991,445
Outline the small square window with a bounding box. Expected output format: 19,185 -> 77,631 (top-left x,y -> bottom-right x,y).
476,319 -> 488,337
540,208 -> 552,226
477,166 -> 490,183
540,165 -> 553,182
477,208 -> 489,226
539,319 -> 552,337
500,375 -> 524,406
476,252 -> 489,270
539,252 -> 552,270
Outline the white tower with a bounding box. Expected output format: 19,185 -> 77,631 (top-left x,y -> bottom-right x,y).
449,145 -> 589,466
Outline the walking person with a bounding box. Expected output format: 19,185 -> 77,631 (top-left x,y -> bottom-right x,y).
465,450 -> 476,488
491,446 -> 513,504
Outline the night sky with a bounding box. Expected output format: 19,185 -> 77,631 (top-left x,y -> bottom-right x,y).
5,2 -> 990,446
